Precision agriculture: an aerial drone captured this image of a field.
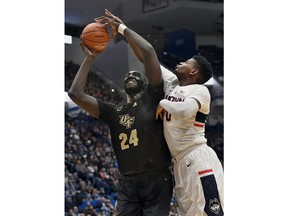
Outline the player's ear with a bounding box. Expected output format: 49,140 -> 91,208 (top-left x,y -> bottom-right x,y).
190,69 -> 198,76
141,83 -> 148,91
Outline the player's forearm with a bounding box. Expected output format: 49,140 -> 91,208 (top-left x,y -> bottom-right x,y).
68,56 -> 94,100
123,28 -> 153,61
159,98 -> 199,118
122,27 -> 162,86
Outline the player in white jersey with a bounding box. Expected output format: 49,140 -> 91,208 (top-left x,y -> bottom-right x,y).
156,56 -> 224,216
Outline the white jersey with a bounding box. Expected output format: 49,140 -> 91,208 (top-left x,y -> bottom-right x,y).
161,65 -> 224,216
161,65 -> 211,157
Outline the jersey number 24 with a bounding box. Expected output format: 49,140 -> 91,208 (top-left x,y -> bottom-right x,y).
119,129 -> 139,150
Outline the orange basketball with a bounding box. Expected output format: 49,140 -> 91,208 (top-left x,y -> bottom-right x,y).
81,22 -> 110,53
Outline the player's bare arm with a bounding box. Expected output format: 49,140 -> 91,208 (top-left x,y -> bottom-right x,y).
68,45 -> 101,118
104,9 -> 162,87
125,29 -> 162,87
104,9 -> 144,64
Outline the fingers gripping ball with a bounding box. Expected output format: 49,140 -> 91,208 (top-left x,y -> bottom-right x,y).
81,21 -> 110,53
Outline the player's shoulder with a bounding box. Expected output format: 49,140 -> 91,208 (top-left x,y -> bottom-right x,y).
161,65 -> 177,81
186,84 -> 210,97
192,84 -> 209,91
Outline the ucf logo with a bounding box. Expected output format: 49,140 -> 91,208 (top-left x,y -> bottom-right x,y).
119,114 -> 135,129
209,198 -> 221,214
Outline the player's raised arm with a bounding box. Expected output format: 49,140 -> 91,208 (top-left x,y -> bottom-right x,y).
68,44 -> 101,118
104,9 -> 162,87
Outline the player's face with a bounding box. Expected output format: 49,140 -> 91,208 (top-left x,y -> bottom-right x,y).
173,58 -> 196,76
124,71 -> 145,95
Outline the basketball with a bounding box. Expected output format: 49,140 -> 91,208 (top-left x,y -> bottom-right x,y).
81,22 -> 110,53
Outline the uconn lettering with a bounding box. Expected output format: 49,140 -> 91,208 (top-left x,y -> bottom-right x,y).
166,95 -> 184,102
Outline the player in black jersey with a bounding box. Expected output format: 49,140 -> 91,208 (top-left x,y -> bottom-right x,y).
68,11 -> 173,216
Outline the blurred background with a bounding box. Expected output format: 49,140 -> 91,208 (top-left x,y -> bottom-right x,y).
65,0 -> 223,215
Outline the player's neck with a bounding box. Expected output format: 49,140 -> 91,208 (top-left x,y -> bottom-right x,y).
178,80 -> 195,86
127,92 -> 143,103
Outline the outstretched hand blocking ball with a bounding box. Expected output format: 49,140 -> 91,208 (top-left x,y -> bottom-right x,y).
81,21 -> 110,53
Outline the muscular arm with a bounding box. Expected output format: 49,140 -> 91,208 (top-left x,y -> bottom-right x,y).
159,97 -> 201,118
68,55 -> 100,118
124,28 -> 162,87
104,9 -> 162,87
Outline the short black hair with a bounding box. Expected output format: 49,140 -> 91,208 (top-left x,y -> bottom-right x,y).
193,55 -> 213,84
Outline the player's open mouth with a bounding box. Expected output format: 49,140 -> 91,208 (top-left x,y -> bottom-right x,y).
125,78 -> 136,85
128,80 -> 135,84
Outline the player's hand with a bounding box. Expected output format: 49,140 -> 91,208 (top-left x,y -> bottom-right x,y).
102,9 -> 126,39
80,39 -> 100,58
156,104 -> 166,120
93,15 -> 114,40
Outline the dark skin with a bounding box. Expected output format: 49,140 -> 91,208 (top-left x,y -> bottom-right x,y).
123,71 -> 147,102
103,9 -> 201,87
68,9 -> 162,118
104,9 -> 162,87
157,59 -> 203,120
68,47 -> 100,118
174,58 -> 201,86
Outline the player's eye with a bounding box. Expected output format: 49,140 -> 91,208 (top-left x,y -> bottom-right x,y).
132,72 -> 141,77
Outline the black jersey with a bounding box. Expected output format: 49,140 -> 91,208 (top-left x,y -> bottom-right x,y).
97,83 -> 171,176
